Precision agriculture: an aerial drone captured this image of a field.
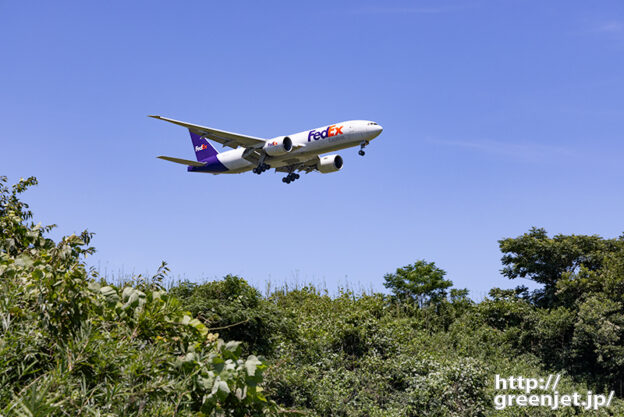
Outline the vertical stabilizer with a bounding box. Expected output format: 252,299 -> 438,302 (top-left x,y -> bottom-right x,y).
189,130 -> 219,161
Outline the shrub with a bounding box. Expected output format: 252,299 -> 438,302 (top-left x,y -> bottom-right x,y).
170,275 -> 296,356
0,177 -> 281,416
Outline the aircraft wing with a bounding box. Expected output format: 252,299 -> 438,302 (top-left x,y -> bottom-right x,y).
275,157 -> 320,174
149,115 -> 267,149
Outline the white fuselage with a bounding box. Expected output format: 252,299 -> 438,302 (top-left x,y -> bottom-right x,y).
214,120 -> 383,173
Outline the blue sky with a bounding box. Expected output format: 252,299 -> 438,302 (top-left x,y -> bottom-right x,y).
2,1 -> 623,298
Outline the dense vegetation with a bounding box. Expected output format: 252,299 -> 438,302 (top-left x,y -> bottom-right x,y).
2,176 -> 624,416
0,177 -> 283,416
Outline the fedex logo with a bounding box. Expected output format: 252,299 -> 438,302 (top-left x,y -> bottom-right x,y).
195,144 -> 207,152
308,125 -> 343,142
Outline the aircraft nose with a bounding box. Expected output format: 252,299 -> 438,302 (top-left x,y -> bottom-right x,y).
370,124 -> 383,138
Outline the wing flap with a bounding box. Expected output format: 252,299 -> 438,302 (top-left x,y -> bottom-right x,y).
150,115 -> 266,149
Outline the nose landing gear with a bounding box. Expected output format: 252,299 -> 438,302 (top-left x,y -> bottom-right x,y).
282,173 -> 300,184
359,141 -> 369,156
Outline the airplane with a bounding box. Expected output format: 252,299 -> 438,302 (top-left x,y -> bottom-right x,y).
150,116 -> 383,184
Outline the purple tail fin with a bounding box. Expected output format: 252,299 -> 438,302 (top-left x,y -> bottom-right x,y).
189,130 -> 219,161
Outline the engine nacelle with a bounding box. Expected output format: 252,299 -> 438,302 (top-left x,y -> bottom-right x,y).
317,154 -> 343,173
263,136 -> 293,156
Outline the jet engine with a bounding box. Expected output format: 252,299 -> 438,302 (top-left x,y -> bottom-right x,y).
317,154 -> 344,173
263,136 -> 293,156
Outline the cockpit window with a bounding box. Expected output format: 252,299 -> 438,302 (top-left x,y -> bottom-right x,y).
367,122 -> 377,125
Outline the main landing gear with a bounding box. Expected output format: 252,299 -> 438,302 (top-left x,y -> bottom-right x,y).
359,140 -> 369,156
282,173 -> 300,184
253,163 -> 270,174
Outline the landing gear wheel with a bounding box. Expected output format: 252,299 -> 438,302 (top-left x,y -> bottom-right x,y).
282,172 -> 299,184
254,163 -> 271,174
358,150 -> 365,156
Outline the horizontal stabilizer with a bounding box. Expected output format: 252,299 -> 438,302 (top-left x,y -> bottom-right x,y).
157,156 -> 207,167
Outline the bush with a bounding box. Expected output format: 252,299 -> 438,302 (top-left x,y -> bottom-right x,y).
0,177 -> 280,416
170,275 -> 296,356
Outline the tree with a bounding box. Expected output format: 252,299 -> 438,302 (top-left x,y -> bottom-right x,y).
498,227 -> 622,307
571,295 -> 624,390
383,260 -> 452,307
556,243 -> 624,308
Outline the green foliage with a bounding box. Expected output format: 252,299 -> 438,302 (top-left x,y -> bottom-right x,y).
383,260 -> 453,306
4,176 -> 624,416
263,288 -> 491,416
260,284 -> 624,416
169,275 -> 296,355
497,227 -> 624,395
0,176 -> 280,416
477,290 -> 534,331
499,227 -> 623,307
571,295 -> 624,388
529,306 -> 575,369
